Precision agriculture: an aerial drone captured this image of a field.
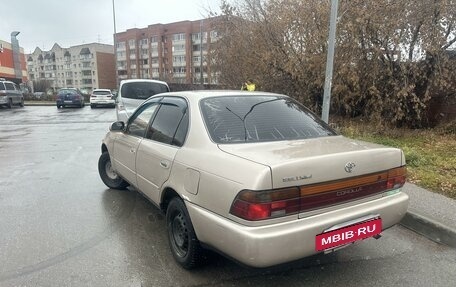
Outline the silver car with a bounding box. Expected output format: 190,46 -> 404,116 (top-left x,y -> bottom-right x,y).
115,79 -> 169,122
98,91 -> 409,269
0,79 -> 24,108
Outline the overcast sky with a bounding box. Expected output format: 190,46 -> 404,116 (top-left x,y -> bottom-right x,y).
1,0 -> 222,54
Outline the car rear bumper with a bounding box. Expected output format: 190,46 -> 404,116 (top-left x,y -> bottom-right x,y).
186,191 -> 409,268
90,99 -> 115,106
56,99 -> 83,106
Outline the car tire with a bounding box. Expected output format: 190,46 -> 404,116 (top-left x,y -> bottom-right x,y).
90,104 -> 95,109
7,99 -> 12,109
98,151 -> 129,189
19,99 -> 24,107
166,197 -> 205,269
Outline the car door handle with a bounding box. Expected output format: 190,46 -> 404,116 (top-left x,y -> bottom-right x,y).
160,160 -> 170,169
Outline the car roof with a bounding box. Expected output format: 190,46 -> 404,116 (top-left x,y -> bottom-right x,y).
93,89 -> 111,92
119,79 -> 168,86
151,90 -> 287,102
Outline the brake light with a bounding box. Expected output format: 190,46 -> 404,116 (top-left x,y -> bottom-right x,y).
386,166 -> 407,189
230,166 -> 406,221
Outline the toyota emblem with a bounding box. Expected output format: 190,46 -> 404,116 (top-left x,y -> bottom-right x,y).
344,162 -> 356,173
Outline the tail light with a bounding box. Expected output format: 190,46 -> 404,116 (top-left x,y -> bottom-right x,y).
230,166 -> 406,221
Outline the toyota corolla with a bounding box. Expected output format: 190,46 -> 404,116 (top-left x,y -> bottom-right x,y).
98,91 -> 409,269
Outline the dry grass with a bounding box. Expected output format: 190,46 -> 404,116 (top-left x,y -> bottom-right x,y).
334,118 -> 456,199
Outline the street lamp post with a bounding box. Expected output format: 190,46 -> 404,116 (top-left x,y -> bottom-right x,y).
11,31 -> 22,82
321,0 -> 339,123
112,0 -> 118,87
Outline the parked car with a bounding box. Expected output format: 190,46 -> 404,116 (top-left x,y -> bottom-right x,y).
56,88 -> 85,108
90,89 -> 116,108
115,79 -> 169,122
98,91 -> 409,269
0,78 -> 24,108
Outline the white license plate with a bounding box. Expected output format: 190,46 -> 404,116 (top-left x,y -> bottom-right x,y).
316,218 -> 382,251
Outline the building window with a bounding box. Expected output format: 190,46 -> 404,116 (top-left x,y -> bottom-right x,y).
117,42 -> 126,49
173,55 -> 186,63
173,44 -> 185,52
140,38 -> 148,45
210,30 -> 219,41
172,33 -> 186,41
151,36 -> 158,43
129,39 -> 136,48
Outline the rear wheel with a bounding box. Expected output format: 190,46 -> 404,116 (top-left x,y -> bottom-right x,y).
166,197 -> 204,269
98,151 -> 128,189
6,98 -> 12,109
19,98 -> 24,107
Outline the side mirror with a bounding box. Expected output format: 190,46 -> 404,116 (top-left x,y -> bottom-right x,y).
110,121 -> 125,131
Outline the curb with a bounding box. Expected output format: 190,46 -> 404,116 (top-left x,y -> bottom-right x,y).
400,211 -> 456,248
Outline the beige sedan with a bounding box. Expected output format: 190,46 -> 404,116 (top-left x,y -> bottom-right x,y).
98,91 -> 409,269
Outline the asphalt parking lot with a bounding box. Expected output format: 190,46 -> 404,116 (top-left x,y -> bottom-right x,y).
0,106 -> 455,287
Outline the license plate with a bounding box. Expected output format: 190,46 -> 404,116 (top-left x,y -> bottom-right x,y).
315,218 -> 382,251
64,101 -> 73,103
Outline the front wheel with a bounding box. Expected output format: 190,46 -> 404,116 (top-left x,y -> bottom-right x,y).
166,197 -> 205,269
6,99 -> 12,109
98,151 -> 129,189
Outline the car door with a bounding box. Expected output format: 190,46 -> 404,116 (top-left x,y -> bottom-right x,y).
112,98 -> 162,187
4,82 -> 17,104
136,97 -> 189,204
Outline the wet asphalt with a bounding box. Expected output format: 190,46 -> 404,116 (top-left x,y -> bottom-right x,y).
0,105 -> 455,287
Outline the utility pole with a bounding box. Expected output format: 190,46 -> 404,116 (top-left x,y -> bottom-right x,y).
200,19 -> 204,85
321,0 -> 339,123
112,0 -> 118,87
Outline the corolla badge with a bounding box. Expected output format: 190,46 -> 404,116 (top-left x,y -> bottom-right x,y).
344,162 -> 356,173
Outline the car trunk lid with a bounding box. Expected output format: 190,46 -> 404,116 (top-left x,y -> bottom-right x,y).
218,135 -> 404,189
222,136 -> 406,220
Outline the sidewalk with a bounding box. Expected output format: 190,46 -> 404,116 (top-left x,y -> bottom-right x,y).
400,183 -> 456,248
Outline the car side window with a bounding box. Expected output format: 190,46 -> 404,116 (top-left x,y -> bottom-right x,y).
4,82 -> 14,91
0,83 -> 5,90
172,111 -> 189,147
126,101 -> 160,138
146,97 -> 188,146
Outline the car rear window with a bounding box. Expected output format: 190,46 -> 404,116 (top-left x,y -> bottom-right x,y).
93,90 -> 111,95
58,89 -> 77,95
200,96 -> 336,144
120,82 -> 169,100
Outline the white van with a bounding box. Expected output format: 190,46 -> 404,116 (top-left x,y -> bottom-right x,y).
0,79 -> 24,108
115,79 -> 170,122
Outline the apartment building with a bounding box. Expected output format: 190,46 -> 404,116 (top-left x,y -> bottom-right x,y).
114,17 -> 220,85
0,39 -> 27,83
27,43 -> 116,93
